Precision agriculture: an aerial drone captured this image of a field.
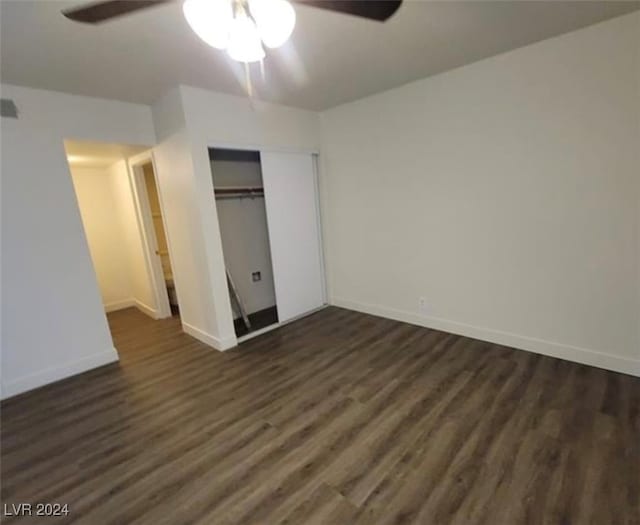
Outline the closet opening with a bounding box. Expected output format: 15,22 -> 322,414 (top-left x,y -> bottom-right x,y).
210,148 -> 279,337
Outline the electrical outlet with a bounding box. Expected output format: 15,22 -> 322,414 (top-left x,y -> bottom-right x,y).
418,297 -> 429,314
251,271 -> 262,283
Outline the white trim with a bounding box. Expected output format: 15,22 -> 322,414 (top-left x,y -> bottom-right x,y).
182,322 -> 237,351
128,151 -> 155,167
135,300 -> 159,319
1,348 -> 119,400
103,298 -> 158,318
104,298 -> 135,313
312,153 -> 328,305
332,297 -> 640,377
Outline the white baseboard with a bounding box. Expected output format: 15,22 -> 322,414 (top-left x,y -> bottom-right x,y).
134,300 -> 159,319
182,322 -> 237,351
1,347 -> 120,400
332,297 -> 640,377
104,299 -> 159,319
104,299 -> 135,313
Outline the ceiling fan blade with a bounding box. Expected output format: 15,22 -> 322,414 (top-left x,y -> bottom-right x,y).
62,0 -> 172,24
295,0 -> 402,21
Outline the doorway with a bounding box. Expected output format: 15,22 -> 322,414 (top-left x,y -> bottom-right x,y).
65,140 -> 179,352
135,159 -> 179,316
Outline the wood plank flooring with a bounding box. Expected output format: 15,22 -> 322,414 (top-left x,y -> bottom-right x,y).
1,306 -> 638,524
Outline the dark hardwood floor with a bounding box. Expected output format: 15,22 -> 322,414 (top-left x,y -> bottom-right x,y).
1,306 -> 638,524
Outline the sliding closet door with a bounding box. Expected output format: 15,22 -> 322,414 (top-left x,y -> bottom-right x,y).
261,152 -> 325,322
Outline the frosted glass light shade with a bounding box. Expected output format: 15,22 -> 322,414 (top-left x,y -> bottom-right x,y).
183,0 -> 233,50
227,13 -> 265,62
249,0 -> 296,49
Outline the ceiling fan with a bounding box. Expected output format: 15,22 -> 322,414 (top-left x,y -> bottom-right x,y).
63,0 -> 402,63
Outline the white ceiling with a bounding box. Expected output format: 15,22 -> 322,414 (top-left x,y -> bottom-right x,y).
1,1 -> 638,110
65,140 -> 148,168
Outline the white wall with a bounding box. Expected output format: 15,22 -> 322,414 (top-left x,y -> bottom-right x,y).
320,12 -> 640,376
70,166 -> 132,310
69,161 -> 159,315
151,86 -> 321,349
181,86 -> 322,152
211,159 -> 277,317
1,84 -> 155,398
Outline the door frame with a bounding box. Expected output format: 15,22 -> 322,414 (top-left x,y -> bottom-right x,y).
311,153 -> 328,306
128,151 -> 173,319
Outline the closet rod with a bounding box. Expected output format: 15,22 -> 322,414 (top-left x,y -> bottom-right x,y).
214,186 -> 264,200
216,195 -> 265,200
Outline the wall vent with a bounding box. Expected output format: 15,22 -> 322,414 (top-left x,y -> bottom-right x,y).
1,99 -> 18,119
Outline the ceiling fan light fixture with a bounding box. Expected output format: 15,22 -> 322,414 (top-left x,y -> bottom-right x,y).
183,0 -> 294,62
227,12 -> 266,63
249,0 -> 296,49
183,0 -> 233,50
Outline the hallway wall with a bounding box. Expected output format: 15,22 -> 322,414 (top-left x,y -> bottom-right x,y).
69,159 -> 159,316
70,165 -> 132,310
